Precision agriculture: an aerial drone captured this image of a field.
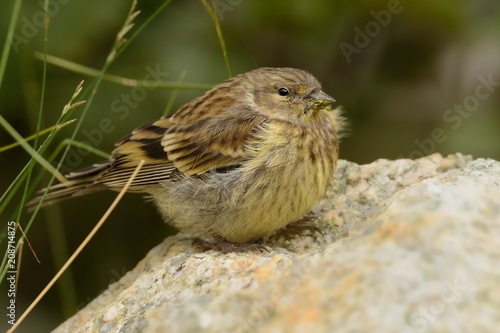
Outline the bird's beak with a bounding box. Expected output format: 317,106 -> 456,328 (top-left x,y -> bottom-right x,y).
308,91 -> 336,108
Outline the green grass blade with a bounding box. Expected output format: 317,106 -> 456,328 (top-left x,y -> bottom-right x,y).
0,0 -> 23,92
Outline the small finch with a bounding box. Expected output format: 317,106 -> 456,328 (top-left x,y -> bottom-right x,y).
30,67 -> 345,252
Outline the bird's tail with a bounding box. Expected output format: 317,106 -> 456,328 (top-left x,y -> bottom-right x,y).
27,161 -> 111,210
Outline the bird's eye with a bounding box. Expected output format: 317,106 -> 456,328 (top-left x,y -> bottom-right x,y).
277,88 -> 289,96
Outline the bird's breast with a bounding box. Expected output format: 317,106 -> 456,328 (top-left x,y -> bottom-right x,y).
232,119 -> 338,235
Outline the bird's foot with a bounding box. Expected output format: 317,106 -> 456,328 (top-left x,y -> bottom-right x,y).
277,216 -> 323,238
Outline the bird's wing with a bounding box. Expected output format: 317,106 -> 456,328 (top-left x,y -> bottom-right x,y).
160,108 -> 267,176
27,105 -> 268,209
96,105 -> 267,190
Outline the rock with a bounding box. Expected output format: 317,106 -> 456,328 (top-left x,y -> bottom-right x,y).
52,154 -> 500,333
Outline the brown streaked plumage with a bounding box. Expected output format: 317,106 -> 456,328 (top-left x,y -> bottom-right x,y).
29,67 -> 345,252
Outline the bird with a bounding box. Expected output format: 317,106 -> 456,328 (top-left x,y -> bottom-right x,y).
29,67 -> 345,252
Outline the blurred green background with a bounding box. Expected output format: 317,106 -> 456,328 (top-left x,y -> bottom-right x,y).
1,0 -> 499,331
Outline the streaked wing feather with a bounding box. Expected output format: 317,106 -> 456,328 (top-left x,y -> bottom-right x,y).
159,109 -> 267,176
66,161 -> 111,179
96,163 -> 176,189
98,120 -> 175,189
110,106 -> 267,179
